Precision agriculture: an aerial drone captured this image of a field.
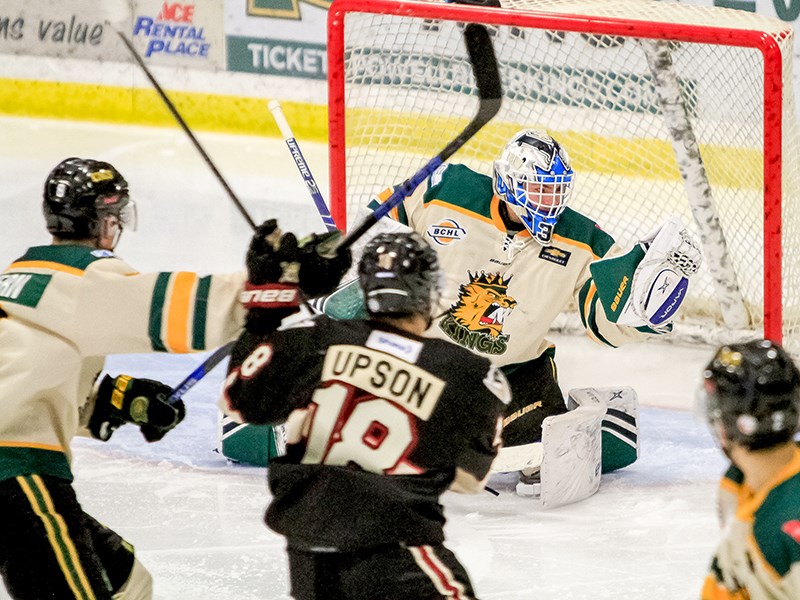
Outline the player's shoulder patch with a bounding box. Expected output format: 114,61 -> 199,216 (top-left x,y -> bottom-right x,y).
366,329 -> 423,363
90,249 -> 115,258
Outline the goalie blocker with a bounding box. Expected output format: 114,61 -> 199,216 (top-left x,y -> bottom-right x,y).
491,387 -> 640,509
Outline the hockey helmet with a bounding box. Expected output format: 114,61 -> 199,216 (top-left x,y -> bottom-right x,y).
358,232 -> 441,318
493,129 -> 574,244
43,157 -> 136,240
700,339 -> 800,451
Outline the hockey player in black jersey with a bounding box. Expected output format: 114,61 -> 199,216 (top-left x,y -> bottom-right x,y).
222,224 -> 510,600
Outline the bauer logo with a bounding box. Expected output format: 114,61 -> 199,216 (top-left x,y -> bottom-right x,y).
426,220 -> 466,246
133,3 -> 211,59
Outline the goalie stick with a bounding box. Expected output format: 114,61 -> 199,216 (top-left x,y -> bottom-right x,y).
268,99 -> 338,233
336,21 -> 502,254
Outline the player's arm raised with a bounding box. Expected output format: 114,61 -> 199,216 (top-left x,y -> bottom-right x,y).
222,220 -> 351,424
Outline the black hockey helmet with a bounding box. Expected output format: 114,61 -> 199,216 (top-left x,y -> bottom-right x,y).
701,339 -> 800,451
358,231 -> 441,318
43,157 -> 135,240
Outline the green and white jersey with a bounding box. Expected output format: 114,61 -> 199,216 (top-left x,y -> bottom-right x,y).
0,244 -> 246,482
702,448 -> 800,600
367,164 -> 649,368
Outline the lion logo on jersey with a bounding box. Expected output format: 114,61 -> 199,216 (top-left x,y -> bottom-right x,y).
438,272 -> 516,355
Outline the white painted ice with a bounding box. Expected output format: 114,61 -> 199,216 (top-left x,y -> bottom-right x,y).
0,117 -> 728,600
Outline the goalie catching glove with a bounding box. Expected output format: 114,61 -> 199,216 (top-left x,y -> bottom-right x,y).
243,219 -> 352,333
88,375 -> 185,442
590,216 -> 702,331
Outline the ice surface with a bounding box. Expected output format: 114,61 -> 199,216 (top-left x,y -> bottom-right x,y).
0,117 -> 727,600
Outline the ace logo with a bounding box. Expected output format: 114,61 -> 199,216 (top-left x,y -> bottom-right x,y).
157,3 -> 196,23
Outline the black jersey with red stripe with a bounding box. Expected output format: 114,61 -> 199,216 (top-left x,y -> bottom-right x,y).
223,314 -> 509,551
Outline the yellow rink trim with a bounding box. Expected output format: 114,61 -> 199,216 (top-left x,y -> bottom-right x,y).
1,77 -> 764,189
345,108 -> 764,190
0,77 -> 329,143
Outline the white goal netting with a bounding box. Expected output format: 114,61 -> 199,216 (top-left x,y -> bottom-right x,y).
328,0 -> 800,354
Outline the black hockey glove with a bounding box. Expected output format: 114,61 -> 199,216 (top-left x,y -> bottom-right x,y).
243,220 -> 351,333
297,230 -> 351,298
88,375 -> 186,443
243,219 -> 304,333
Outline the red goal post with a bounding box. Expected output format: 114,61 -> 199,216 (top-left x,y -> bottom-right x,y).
327,0 -> 800,352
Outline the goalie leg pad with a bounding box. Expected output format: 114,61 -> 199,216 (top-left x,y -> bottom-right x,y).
218,414 -> 283,467
491,442 -> 544,474
537,404 -> 604,508
493,407 -> 603,508
568,387 -> 640,474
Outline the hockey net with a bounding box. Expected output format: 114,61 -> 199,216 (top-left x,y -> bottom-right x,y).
327,0 -> 800,354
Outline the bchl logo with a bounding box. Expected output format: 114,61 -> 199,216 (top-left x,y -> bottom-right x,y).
426,219 -> 466,246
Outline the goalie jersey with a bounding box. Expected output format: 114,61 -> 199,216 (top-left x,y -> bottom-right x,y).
702,447 -> 800,599
367,164 -> 653,368
0,244 -> 246,482
222,315 -> 508,551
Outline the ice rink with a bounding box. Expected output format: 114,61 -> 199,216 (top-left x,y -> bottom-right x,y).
0,116 -> 730,599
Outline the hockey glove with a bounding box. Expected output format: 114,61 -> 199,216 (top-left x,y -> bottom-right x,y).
243,220 -> 352,333
88,375 -> 186,443
244,219 -> 304,333
297,230 -> 352,298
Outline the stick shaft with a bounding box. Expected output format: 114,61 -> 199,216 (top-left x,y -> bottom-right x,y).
337,23 -> 501,253
115,29 -> 256,231
268,100 -> 337,233
167,342 -> 235,404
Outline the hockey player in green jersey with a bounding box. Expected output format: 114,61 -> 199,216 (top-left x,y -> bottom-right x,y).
315,129 -> 703,506
699,339 -> 800,600
0,158 -> 249,599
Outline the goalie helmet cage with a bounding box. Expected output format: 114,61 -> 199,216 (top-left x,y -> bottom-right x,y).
327,0 -> 800,353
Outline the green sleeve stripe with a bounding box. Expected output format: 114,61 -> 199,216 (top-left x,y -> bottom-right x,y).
191,276 -> 211,350
396,199 -> 409,226
149,272 -> 170,352
577,279 -> 592,330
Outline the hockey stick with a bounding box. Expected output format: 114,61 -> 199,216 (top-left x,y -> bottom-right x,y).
114,29 -> 257,230
336,22 -> 502,253
166,341 -> 236,405
268,100 -> 338,233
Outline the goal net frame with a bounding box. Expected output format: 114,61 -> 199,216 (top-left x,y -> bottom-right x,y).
327,0 -> 794,348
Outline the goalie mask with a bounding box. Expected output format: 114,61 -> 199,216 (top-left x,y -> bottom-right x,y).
358,232 -> 441,319
493,129 -> 574,244
43,157 -> 136,246
700,339 -> 800,451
